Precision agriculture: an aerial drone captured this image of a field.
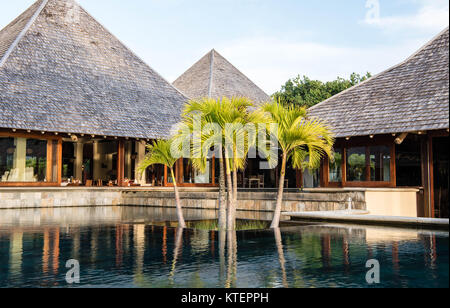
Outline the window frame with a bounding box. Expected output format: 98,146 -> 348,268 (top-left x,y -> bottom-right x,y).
0,131 -> 62,187
324,136 -> 396,188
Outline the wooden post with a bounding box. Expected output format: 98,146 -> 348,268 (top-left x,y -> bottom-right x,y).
342,147 -> 347,187
390,143 -> 396,188
420,136 -> 434,218
117,140 -> 125,187
57,139 -> 62,185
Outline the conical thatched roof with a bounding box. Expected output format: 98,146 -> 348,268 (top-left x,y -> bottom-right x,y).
173,49 -> 270,103
309,28 -> 449,138
0,0 -> 187,139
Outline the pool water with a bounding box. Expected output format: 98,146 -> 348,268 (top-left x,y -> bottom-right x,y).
0,206 -> 448,288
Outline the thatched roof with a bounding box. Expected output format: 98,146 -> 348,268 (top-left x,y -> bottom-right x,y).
0,0 -> 187,139
173,49 -> 270,103
309,28 -> 449,138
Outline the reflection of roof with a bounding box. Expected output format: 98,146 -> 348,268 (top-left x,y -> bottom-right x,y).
0,0 -> 187,139
174,49 -> 270,103
309,28 -> 449,138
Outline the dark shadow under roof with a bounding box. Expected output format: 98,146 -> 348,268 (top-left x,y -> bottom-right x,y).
0,0 -> 187,139
309,28 -> 449,138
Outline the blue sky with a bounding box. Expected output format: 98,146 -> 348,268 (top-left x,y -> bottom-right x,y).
1,0 -> 448,94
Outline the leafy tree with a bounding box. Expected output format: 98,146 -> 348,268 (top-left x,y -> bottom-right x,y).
273,72 -> 372,108
139,140 -> 186,228
262,101 -> 335,228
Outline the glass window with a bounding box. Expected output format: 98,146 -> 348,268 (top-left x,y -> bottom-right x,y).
346,147 -> 367,182
0,137 -> 48,182
51,140 -> 58,182
370,146 -> 391,182
182,158 -> 212,184
303,168 -> 320,188
329,148 -> 343,182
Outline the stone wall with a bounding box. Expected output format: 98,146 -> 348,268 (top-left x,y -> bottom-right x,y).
0,187 -> 366,212
122,189 -> 367,213
0,188 -> 122,209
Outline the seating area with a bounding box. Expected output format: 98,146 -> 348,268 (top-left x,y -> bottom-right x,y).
1,168 -> 38,182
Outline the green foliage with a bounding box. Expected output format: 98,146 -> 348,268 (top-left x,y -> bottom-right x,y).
138,139 -> 178,173
273,72 -> 372,108
188,220 -> 270,231
262,101 -> 335,171
179,97 -> 277,173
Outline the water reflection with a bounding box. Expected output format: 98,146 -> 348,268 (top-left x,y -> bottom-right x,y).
0,207 -> 448,288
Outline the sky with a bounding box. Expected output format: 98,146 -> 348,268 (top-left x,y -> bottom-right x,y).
1,0 -> 448,95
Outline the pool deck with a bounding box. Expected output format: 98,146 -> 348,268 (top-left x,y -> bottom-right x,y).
284,211 -> 449,230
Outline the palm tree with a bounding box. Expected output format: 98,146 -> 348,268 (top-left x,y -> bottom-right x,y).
139,140 -> 186,228
262,101 -> 334,228
181,97 -> 265,231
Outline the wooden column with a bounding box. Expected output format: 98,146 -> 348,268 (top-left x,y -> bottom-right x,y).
390,143 -> 396,188
420,136 -> 434,218
342,147 -> 347,187
117,140 -> 125,187
57,139 -> 62,185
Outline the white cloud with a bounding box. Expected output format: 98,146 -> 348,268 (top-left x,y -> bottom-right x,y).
363,0 -> 449,33
215,36 -> 427,94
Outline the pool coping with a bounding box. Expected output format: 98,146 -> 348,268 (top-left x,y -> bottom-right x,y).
283,211 -> 450,230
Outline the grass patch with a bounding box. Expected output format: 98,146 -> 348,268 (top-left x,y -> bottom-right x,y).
188,220 -> 270,231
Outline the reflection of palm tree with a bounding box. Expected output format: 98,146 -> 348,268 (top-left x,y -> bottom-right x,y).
274,228 -> 289,288
169,227 -> 184,285
225,230 -> 237,288
219,230 -> 226,286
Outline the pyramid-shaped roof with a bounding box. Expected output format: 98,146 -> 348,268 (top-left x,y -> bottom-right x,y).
0,0 -> 187,139
309,28 -> 449,138
173,49 -> 270,103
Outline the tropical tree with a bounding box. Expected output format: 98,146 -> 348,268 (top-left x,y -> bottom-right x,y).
273,73 -> 372,108
180,97 -> 268,231
262,101 -> 335,228
139,139 -> 186,228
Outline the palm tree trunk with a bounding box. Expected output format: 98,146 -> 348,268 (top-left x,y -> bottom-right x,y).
231,156 -> 238,229
224,158 -> 235,231
271,153 -> 287,229
218,158 -> 227,231
171,168 -> 186,228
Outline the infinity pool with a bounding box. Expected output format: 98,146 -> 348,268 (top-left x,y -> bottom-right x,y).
0,206 -> 448,288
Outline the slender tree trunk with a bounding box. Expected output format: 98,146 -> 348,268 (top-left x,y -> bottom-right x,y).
171,168 -> 186,228
218,158 -> 227,231
231,156 -> 238,229
224,157 -> 235,231
274,228 -> 288,288
271,153 -> 287,229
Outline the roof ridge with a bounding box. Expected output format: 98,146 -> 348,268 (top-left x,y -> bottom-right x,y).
207,49 -> 215,97
0,0 -> 48,68
309,27 -> 450,113
211,49 -> 270,99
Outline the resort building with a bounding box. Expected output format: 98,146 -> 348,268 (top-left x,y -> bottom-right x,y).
0,0 -> 187,187
309,28 -> 449,218
0,0 -> 448,219
172,49 -> 274,188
